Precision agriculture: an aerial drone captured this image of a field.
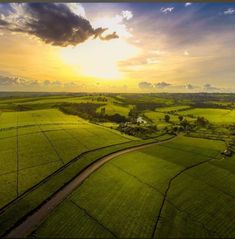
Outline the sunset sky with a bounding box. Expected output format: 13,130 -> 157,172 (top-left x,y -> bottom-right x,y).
0,2 -> 235,92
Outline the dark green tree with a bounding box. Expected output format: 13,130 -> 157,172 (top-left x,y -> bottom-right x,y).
164,114 -> 170,122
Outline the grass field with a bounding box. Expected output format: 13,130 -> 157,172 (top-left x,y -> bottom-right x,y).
96,103 -> 132,117
32,136 -> 235,238
0,136 -> 172,237
155,105 -> 191,113
179,108 -> 235,124
144,111 -> 180,128
0,108 -> 132,209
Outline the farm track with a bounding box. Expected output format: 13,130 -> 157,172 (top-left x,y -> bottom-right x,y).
151,153 -> 222,238
0,140 -> 135,217
5,138 -> 175,238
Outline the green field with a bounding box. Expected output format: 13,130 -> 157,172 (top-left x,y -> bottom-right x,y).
32,136 -> 235,238
156,105 -> 191,113
1,93 -> 235,238
0,108 -> 132,208
96,104 -> 132,117
179,108 -> 235,124
144,111 -> 181,128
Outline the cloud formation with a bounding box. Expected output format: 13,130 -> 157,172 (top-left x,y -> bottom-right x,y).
0,74 -> 81,89
138,81 -> 171,90
224,8 -> 235,15
203,83 -> 220,92
154,81 -> 171,88
160,7 -> 174,14
121,10 -> 133,21
138,81 -> 153,89
0,75 -> 38,86
185,3 -> 192,7
0,3 -> 119,46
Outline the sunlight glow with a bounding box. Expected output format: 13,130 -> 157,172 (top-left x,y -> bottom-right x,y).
60,38 -> 139,80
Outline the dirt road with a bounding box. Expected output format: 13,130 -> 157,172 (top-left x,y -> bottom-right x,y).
6,138 -> 175,238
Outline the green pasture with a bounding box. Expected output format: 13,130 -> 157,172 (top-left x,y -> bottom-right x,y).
144,111 -> 179,128
155,105 -> 191,113
179,108 -> 235,124
96,103 -> 132,117
32,136 -> 234,238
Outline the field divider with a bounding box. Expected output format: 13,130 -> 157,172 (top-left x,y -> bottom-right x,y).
152,153 -> 222,239
16,113 -> 19,197
2,135 -> 175,238
0,140 -> 136,217
110,162 -> 222,238
69,200 -> 117,238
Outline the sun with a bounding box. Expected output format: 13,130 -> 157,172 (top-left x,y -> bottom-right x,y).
60,38 -> 139,80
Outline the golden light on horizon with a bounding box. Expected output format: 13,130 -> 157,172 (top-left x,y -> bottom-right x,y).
60,36 -> 139,80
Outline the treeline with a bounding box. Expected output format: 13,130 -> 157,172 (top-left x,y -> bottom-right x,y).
58,103 -> 127,123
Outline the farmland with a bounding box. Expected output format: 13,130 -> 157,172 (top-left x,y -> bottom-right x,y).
0,92 -> 235,238
0,108 -> 132,208
179,108 -> 235,124
32,136 -> 235,238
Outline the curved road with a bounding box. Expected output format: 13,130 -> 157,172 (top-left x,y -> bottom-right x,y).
6,138 -> 175,238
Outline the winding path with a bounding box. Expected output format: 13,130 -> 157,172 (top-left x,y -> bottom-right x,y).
5,137 -> 175,238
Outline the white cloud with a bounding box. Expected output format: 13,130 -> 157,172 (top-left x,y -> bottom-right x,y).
184,50 -> 189,56
121,10 -> 133,21
160,7 -> 174,14
224,8 -> 235,15
93,10 -> 133,38
185,3 -> 192,7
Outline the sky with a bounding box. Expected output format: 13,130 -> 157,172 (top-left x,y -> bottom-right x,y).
0,2 -> 235,93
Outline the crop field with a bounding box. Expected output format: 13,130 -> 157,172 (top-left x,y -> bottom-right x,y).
0,108 -> 132,208
179,108 -> 235,124
144,111 -> 181,128
96,103 -> 132,117
32,136 -> 235,238
156,105 -> 191,113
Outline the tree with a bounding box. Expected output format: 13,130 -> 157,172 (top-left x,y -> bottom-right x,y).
100,107 -> 106,116
164,114 -> 170,122
196,116 -> 208,127
178,115 -> 184,122
180,119 -> 190,130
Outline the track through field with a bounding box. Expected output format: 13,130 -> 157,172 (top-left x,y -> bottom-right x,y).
5,137 -> 175,238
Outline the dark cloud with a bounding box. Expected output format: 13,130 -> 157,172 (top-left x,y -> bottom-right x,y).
154,81 -> 171,89
203,83 -> 221,92
0,3 -> 118,46
0,74 -> 83,89
0,75 -> 38,86
100,31 -> 119,41
138,81 -> 153,89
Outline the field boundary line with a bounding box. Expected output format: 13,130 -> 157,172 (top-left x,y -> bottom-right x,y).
69,200 -> 117,238
0,160 -> 62,178
110,163 -> 221,238
152,155 -> 222,238
16,113 -> 19,197
32,113 -> 64,165
0,125 -> 86,141
0,139 -> 139,217
4,136 -> 176,238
